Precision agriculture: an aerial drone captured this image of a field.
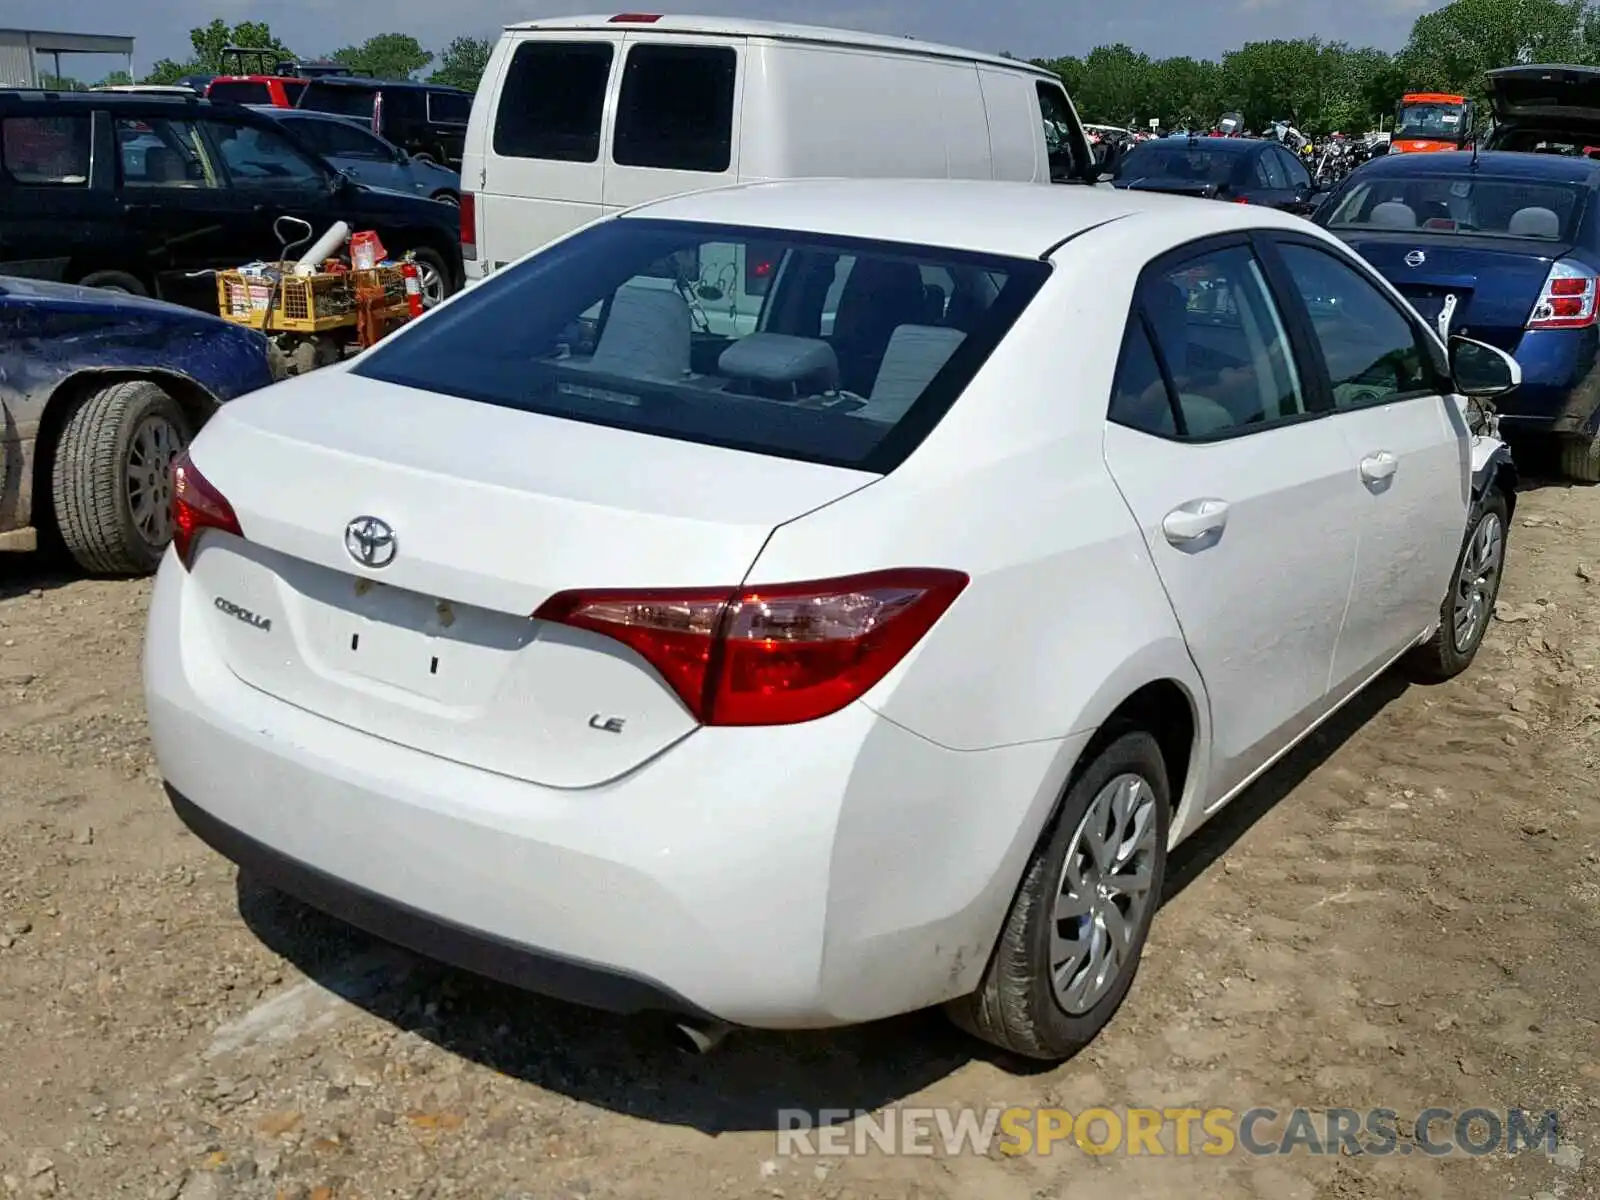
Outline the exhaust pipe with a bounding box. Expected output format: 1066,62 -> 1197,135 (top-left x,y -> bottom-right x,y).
668,1018 -> 731,1055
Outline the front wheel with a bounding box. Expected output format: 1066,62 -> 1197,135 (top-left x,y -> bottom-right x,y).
947,730 -> 1170,1061
50,380 -> 190,575
1406,488 -> 1510,682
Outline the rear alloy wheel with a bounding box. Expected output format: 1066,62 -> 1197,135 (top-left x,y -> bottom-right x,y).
1406,488 -> 1510,681
51,380 -> 190,575
948,730 -> 1170,1061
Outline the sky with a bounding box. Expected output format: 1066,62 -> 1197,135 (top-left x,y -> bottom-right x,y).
8,0 -> 1447,78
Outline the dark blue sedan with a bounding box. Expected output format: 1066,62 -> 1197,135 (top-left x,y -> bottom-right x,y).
1112,136 -> 1320,214
0,278 -> 276,574
1316,150 -> 1600,479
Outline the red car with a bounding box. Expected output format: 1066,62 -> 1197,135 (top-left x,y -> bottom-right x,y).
205,75 -> 308,108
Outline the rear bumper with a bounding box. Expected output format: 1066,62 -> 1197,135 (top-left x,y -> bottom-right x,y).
143,550 -> 1078,1027
1496,327 -> 1600,435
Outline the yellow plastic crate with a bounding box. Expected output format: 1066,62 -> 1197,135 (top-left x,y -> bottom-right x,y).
216,263 -> 409,334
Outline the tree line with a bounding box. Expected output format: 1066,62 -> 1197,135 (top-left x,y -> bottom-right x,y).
46,0 -> 1600,130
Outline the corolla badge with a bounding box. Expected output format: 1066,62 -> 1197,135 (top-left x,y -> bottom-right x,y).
1405,249 -> 1427,267
344,516 -> 397,568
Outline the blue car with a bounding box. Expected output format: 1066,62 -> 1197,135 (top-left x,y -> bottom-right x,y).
254,108 -> 462,206
0,277 -> 276,574
1316,150 -> 1600,479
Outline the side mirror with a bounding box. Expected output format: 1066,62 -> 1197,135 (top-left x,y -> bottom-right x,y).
1449,335 -> 1521,398
1368,141 -> 1389,157
394,147 -> 410,165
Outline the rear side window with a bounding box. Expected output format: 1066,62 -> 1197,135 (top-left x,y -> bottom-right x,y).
352,218 -> 1049,473
612,44 -> 736,173
1,116 -> 90,185
1136,245 -> 1307,438
427,92 -> 471,124
494,42 -> 613,162
208,81 -> 272,105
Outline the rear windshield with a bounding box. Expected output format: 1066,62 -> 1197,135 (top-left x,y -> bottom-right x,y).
1323,176 -> 1587,241
298,84 -> 376,120
208,80 -> 273,105
1114,144 -> 1239,184
352,219 -> 1049,473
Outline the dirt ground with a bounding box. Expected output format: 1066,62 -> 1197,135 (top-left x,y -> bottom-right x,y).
1,475 -> 1597,1200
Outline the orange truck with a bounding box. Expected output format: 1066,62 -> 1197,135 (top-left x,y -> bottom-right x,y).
1391,92 -> 1474,153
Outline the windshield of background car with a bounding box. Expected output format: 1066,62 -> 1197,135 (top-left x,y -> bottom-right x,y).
1322,175 -> 1587,240
1397,103 -> 1464,140
352,218 -> 1050,473
298,84 -> 376,120
1114,144 -> 1238,184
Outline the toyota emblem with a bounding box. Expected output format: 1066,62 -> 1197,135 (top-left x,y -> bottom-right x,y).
1404,249 -> 1427,267
344,516 -> 397,568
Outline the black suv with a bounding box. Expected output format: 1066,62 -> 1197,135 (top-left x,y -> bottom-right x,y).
295,78 -> 471,166
0,90 -> 462,311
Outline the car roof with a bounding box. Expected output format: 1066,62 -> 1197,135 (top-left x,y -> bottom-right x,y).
503,13 -> 1055,77
1357,149 -> 1600,184
622,178 -> 1313,258
1131,136 -> 1259,154
302,76 -> 467,94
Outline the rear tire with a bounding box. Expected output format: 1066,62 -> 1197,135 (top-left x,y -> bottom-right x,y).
76,270 -> 148,296
947,730 -> 1170,1061
51,380 -> 190,576
1406,487 -> 1510,682
1560,433 -> 1600,483
404,246 -> 454,308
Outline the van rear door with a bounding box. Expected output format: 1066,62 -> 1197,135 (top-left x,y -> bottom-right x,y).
598,33 -> 743,216
473,31 -> 622,276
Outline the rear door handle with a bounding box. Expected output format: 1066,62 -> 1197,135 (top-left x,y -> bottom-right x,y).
1360,451 -> 1398,484
1161,498 -> 1230,546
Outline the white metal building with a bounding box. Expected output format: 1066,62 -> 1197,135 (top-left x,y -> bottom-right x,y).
0,28 -> 134,89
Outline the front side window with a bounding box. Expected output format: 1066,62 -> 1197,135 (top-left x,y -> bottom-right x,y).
352,218 -> 1049,472
1138,245 -> 1306,437
116,117 -> 218,188
494,41 -> 613,162
1036,82 -> 1081,182
1276,242 -> 1431,407
302,118 -> 391,160
613,44 -> 736,173
204,121 -> 326,190
1255,150 -> 1288,189
1,116 -> 90,185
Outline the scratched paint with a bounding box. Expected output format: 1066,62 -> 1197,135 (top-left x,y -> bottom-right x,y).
0,276 -> 276,534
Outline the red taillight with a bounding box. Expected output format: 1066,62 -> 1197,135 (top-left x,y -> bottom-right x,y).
170,450 -> 242,568
1527,259 -> 1598,330
1232,195 -> 1250,204
533,568 -> 968,725
460,191 -> 476,260
608,12 -> 662,20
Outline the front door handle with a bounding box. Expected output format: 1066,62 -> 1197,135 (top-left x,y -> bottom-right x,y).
1360,451 -> 1398,484
1161,498 -> 1230,545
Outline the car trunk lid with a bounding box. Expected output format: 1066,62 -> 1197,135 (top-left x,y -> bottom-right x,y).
1488,64 -> 1600,127
185,371 -> 877,788
1334,232 -> 1563,350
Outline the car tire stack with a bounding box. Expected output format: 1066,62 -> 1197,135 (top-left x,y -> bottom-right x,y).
51,380 -> 190,576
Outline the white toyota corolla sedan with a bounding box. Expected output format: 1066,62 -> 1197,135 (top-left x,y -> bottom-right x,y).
145,179 -> 1519,1061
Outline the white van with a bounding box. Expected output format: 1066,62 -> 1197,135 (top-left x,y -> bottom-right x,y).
459,13 -> 1097,294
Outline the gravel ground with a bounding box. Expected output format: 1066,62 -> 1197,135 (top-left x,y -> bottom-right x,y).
0,477 -> 1597,1200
